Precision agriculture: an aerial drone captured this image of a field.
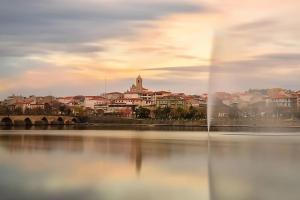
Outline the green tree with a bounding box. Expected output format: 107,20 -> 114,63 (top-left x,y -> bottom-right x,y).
185,106 -> 197,119
170,107 -> 186,120
14,107 -> 23,115
135,107 -> 150,119
44,103 -> 52,115
0,105 -> 6,115
155,107 -> 171,119
24,107 -> 31,115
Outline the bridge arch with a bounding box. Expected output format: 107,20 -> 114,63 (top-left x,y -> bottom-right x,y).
72,118 -> 78,123
57,117 -> 65,125
1,117 -> 13,126
24,118 -> 33,126
41,117 -> 49,125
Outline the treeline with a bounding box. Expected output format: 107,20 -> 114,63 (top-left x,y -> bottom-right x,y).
136,106 -> 206,120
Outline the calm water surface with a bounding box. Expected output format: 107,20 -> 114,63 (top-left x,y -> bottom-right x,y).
0,130 -> 300,200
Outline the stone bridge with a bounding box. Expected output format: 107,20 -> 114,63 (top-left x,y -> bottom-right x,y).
0,115 -> 78,126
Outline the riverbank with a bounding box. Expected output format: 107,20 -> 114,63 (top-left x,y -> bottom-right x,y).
2,117 -> 300,132
2,123 -> 300,132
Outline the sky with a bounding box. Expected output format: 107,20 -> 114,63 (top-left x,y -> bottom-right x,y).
0,0 -> 299,98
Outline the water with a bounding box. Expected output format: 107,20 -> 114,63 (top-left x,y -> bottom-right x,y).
0,130 -> 208,200
0,130 -> 300,200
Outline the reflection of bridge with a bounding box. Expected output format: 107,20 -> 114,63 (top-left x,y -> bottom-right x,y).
0,115 -> 78,126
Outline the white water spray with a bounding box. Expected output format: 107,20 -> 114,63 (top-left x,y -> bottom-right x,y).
207,32 -> 219,133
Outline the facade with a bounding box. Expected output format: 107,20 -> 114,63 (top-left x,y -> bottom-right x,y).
57,97 -> 74,105
129,75 -> 148,93
297,92 -> 300,111
156,95 -> 185,108
271,94 -> 297,109
3,95 -> 25,106
107,104 -> 136,117
102,92 -> 123,100
84,96 -> 109,109
185,95 -> 207,107
14,99 -> 45,112
124,92 -> 139,99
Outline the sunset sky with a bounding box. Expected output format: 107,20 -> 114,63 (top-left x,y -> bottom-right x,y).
0,0 -> 299,98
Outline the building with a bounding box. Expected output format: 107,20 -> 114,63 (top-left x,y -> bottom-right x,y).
124,92 -> 139,99
156,95 -> 185,108
107,104 -> 136,118
3,95 -> 25,106
184,95 -> 207,108
271,94 -> 297,109
297,92 -> 300,111
57,96 -> 74,105
102,92 -> 123,100
14,99 -> 45,113
129,75 -> 148,93
84,96 -> 109,109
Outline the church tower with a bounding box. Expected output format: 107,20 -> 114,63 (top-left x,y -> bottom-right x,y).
136,75 -> 143,92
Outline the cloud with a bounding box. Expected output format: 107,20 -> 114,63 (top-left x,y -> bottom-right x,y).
145,65 -> 209,72
142,51 -> 300,92
209,52 -> 300,91
0,0 -> 211,95
0,0 -> 213,98
0,0 -> 207,54
230,19 -> 277,32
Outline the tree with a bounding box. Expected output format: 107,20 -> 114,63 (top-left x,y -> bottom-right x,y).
170,107 -> 185,120
24,107 -> 31,115
0,105 -> 10,115
185,106 -> 197,119
59,104 -> 69,115
135,107 -> 150,119
154,107 -> 171,119
14,107 -> 23,115
44,103 -> 52,115
0,106 -> 6,115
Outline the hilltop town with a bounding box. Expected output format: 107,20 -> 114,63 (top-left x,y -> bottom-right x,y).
1,75 -> 300,123
0,76 -> 207,121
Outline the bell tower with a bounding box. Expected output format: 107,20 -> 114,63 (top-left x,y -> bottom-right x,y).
136,75 -> 143,92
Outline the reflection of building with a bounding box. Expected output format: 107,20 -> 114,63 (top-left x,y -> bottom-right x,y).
131,138 -> 142,175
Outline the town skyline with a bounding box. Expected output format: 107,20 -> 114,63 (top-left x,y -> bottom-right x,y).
1,75 -> 299,122
1,74 -> 300,101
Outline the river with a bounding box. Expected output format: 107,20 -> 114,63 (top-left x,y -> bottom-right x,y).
0,130 -> 299,200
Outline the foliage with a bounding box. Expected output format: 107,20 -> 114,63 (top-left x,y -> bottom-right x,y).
153,106 -> 206,120
0,105 -> 11,115
135,107 -> 150,119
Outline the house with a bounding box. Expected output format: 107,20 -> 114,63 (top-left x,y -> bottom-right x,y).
84,96 -> 109,109
57,96 -> 74,105
271,94 -> 297,109
102,92 -> 123,100
107,104 -> 136,118
297,92 -> 300,111
113,98 -> 144,106
14,99 -> 44,113
156,95 -> 186,108
124,92 -> 139,99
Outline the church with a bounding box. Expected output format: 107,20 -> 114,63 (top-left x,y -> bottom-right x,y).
129,75 -> 149,93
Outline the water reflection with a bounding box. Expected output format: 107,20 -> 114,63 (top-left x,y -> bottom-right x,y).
209,134 -> 300,200
0,130 -> 208,200
1,130 -> 300,200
